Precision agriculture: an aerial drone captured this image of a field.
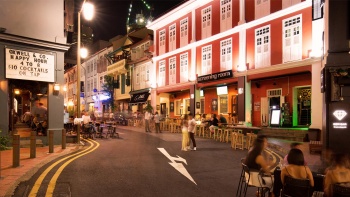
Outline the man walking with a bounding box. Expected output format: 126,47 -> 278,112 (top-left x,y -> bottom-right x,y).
188,113 -> 197,151
144,110 -> 151,132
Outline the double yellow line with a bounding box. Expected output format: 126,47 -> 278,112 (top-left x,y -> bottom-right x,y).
29,139 -> 100,197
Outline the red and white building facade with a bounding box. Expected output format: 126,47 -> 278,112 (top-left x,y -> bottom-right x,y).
147,0 -> 323,130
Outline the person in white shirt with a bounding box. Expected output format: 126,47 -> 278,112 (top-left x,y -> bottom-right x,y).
144,110 -> 151,132
154,111 -> 161,133
188,113 -> 197,151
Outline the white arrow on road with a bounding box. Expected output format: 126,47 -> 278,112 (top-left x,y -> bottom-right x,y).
158,148 -> 197,185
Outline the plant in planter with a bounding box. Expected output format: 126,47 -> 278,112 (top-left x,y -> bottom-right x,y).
0,130 -> 10,151
143,102 -> 153,113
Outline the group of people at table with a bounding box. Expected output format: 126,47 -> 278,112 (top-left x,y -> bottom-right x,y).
243,135 -> 350,197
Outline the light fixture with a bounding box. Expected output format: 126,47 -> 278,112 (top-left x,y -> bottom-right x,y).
14,89 -> 20,95
53,83 -> 60,95
63,86 -> 67,92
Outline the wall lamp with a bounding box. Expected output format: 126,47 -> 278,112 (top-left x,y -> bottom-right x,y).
53,83 -> 60,95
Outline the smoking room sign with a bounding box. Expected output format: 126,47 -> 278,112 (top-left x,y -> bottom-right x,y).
5,48 -> 55,82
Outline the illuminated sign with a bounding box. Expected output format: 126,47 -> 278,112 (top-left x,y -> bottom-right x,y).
5,48 -> 55,82
333,110 -> 347,121
333,123 -> 347,129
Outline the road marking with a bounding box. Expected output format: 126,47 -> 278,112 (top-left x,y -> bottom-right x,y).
158,148 -> 197,185
45,139 -> 100,197
28,140 -> 95,197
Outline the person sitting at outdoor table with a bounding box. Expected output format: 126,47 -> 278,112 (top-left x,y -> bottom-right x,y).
281,148 -> 314,187
324,153 -> 350,197
244,135 -> 274,197
82,111 -> 96,133
209,113 -> 219,133
283,142 -> 307,166
219,113 -> 227,124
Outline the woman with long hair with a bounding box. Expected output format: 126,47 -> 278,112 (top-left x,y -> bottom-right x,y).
244,135 -> 274,197
181,114 -> 189,151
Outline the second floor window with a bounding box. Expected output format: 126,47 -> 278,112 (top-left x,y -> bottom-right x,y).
180,18 -> 188,47
180,53 -> 188,83
255,0 -> 270,19
169,24 -> 176,51
159,60 -> 166,87
220,38 -> 232,71
202,45 -> 212,75
282,0 -> 301,9
255,25 -> 271,69
220,0 -> 232,32
283,15 -> 302,63
159,29 -> 166,55
169,57 -> 176,85
202,6 -> 212,39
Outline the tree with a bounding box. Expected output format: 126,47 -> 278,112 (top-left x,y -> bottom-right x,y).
101,75 -> 116,112
143,101 -> 153,113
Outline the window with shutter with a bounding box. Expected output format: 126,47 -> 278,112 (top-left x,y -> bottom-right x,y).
283,15 -> 302,63
180,53 -> 188,83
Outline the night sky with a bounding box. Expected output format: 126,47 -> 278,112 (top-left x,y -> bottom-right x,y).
78,0 -> 186,41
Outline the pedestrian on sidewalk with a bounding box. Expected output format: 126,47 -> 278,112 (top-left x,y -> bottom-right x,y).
181,114 -> 189,151
144,110 -> 151,132
154,112 -> 161,133
188,113 -> 197,151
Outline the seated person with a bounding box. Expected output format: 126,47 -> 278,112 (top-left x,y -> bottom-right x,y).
283,142 -> 307,166
244,135 -> 274,197
82,112 -> 95,133
219,114 -> 227,124
324,153 -> 350,197
209,114 -> 219,133
281,148 -> 314,187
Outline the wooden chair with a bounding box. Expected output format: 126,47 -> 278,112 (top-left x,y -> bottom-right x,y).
333,183 -> 350,197
281,176 -> 312,197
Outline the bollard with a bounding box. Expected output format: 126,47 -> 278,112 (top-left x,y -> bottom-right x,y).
30,130 -> 36,158
12,134 -> 20,167
49,130 -> 54,153
62,129 -> 66,149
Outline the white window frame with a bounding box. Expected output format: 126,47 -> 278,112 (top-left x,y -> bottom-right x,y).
255,0 -> 270,19
220,0 -> 232,32
255,25 -> 271,69
202,45 -> 212,75
169,24 -> 176,51
180,18 -> 188,47
159,29 -> 166,55
180,53 -> 188,83
220,38 -> 232,71
282,0 -> 301,9
169,57 -> 176,85
175,99 -> 182,116
159,60 -> 166,87
136,67 -> 140,85
201,6 -> 212,39
283,15 -> 302,63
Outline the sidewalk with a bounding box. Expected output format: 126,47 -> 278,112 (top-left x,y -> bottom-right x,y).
0,143 -> 81,197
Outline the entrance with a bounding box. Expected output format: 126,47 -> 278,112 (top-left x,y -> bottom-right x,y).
160,103 -> 166,116
294,87 -> 311,126
8,79 -> 48,135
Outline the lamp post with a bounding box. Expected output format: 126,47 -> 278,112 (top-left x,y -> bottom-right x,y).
77,1 -> 94,144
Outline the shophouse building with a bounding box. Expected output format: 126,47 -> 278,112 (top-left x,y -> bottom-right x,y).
147,0 -> 323,132
0,1 -> 70,144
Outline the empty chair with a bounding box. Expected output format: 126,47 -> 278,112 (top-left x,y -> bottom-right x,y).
333,183 -> 350,197
281,176 -> 312,197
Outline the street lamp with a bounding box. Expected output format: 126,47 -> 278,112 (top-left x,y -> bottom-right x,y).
77,0 -> 94,144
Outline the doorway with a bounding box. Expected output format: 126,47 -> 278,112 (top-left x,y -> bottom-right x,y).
160,103 -> 166,117
293,87 -> 311,126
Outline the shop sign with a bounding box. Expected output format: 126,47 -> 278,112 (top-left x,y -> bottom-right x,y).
333,110 -> 347,129
5,48 -> 55,82
197,70 -> 233,83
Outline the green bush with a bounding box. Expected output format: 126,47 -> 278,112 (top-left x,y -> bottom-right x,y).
0,135 -> 10,151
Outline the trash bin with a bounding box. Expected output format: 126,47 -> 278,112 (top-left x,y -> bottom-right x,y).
308,128 -> 321,141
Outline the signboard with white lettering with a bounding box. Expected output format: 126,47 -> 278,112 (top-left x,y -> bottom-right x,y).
197,70 -> 233,83
5,48 -> 55,82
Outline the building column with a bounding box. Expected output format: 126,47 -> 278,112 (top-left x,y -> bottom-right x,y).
238,0 -> 246,25
151,88 -> 157,113
245,78 -> 252,126
310,62 -> 323,130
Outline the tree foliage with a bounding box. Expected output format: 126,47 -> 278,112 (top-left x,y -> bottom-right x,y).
101,75 -> 116,112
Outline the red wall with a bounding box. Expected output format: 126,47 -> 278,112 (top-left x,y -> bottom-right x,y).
196,33 -> 239,75
246,7 -> 312,70
251,72 -> 311,126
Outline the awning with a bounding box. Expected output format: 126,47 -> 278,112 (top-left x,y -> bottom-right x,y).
129,89 -> 150,105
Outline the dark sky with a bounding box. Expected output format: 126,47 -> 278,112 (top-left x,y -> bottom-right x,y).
78,0 -> 186,41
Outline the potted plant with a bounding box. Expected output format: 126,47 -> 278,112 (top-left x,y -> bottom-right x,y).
143,102 -> 153,113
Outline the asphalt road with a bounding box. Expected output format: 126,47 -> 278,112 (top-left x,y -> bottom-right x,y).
13,129 -> 263,197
